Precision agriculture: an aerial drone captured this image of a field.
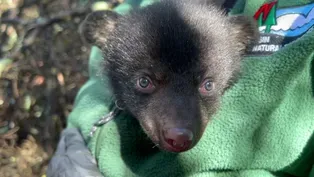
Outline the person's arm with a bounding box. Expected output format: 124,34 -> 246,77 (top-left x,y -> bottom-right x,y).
46,128 -> 103,177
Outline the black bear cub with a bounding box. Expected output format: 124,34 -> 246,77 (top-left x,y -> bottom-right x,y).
80,0 -> 258,153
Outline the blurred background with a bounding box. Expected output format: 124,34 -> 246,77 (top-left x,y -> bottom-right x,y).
0,0 -> 122,176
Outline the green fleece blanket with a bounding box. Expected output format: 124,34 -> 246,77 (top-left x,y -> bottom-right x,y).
67,0 -> 314,176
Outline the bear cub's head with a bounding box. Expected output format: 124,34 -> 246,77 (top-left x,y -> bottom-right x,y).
80,0 -> 258,153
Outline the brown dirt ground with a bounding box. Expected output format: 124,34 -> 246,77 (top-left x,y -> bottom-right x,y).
0,0 -> 121,176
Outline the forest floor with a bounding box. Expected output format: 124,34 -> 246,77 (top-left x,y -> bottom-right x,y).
0,0 -> 121,176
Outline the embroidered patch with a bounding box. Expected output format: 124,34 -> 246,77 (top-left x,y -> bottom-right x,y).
246,1 -> 314,56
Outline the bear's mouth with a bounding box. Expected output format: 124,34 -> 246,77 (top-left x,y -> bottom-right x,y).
160,139 -> 192,153
135,112 -> 196,153
142,127 -> 194,153
157,130 -> 194,153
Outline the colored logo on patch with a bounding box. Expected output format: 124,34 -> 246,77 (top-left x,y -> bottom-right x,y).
253,1 -> 314,37
254,1 -> 278,33
246,2 -> 314,56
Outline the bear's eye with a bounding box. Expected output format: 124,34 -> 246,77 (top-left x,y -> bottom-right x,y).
136,76 -> 155,93
204,81 -> 213,91
139,77 -> 150,88
199,79 -> 214,95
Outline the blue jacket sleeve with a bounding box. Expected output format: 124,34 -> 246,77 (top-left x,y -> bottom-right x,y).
46,128 -> 103,177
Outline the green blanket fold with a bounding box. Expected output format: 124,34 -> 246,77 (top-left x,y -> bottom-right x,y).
68,0 -> 314,176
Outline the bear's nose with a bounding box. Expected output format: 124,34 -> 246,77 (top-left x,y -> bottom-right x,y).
163,128 -> 194,152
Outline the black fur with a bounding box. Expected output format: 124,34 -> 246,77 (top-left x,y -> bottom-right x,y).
80,0 -> 259,152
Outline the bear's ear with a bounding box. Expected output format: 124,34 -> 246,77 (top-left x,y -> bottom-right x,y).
228,15 -> 259,54
79,10 -> 121,46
